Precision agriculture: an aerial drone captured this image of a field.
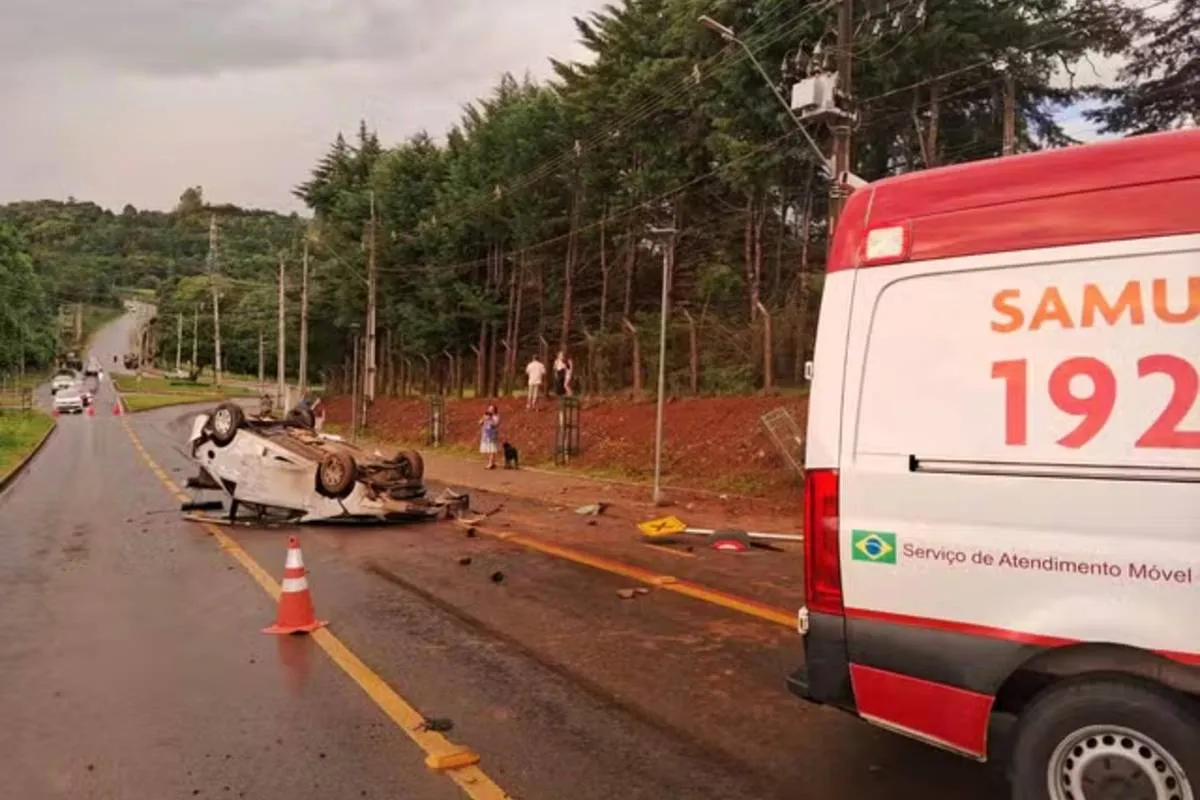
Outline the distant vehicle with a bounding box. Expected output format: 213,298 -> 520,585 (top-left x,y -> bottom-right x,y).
52,387 -> 85,414
791,129 -> 1200,798
83,358 -> 100,378
50,371 -> 76,395
186,402 -> 466,523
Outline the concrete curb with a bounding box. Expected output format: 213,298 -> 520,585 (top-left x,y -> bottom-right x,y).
0,416 -> 57,496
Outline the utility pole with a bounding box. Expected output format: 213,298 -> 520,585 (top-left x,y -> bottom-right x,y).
206,214 -> 223,387
647,226 -> 676,505
277,255 -> 287,411
1002,73 -> 1017,156
175,313 -> 183,372
350,331 -> 360,443
829,0 -> 855,232
365,191 -> 378,403
191,304 -> 199,370
299,238 -> 310,396
258,329 -> 265,391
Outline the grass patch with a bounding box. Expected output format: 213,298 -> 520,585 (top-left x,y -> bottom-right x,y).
115,375 -> 257,397
711,472 -> 772,496
0,411 -> 54,481
122,394 -> 220,413
566,462 -> 652,483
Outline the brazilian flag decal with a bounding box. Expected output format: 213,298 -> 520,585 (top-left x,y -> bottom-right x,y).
851,530 -> 897,564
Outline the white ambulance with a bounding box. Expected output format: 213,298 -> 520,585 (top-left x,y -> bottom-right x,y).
791,128 -> 1200,800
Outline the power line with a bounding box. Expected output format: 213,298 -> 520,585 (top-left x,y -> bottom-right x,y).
857,0 -> 1172,106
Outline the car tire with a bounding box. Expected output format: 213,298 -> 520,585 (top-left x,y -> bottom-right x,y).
395,450 -> 424,480
1010,677 -> 1200,800
209,402 -> 246,447
317,451 -> 357,498
285,406 -> 316,429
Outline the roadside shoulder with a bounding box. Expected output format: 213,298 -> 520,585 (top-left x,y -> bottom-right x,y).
0,412 -> 57,494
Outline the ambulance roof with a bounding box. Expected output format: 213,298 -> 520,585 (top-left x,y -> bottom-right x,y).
829,127 -> 1200,271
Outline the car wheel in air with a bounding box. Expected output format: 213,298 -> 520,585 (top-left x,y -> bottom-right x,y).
317,451 -> 357,498
285,405 -> 316,430
395,450 -> 424,480
209,402 -> 246,447
1010,677 -> 1200,800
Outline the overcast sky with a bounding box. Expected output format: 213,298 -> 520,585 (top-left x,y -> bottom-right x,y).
1,0 -> 1117,214
0,0 -> 603,213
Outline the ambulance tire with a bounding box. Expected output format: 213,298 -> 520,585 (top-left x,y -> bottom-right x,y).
1009,677 -> 1200,800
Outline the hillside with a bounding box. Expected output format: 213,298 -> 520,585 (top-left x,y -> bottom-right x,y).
0,192 -> 304,376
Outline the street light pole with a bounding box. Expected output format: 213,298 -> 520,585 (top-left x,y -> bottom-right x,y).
698,15 -> 830,171
648,226 -> 676,505
299,238 -> 310,396
277,255 -> 287,411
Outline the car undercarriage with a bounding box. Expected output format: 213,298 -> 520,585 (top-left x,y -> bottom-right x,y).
185,402 -> 468,524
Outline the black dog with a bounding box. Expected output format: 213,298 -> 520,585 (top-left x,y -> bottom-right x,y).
502,441 -> 520,470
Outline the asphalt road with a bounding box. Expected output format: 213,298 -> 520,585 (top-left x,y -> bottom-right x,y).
0,313 -> 1010,799
89,301 -> 153,376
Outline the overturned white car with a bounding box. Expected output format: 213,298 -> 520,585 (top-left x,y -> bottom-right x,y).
186,402 -> 466,523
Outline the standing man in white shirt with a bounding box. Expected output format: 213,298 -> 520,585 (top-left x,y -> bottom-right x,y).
525,354 -> 546,410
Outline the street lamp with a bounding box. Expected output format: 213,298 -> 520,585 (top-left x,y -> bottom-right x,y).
647,226 -> 676,506
698,15 -> 830,172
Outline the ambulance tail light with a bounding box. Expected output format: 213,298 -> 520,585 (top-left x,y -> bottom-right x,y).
862,224 -> 910,265
803,468 -> 843,616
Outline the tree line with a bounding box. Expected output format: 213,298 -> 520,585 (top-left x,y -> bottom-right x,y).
1,0 -> 1193,392
291,0 -> 1193,396
0,196 -> 304,378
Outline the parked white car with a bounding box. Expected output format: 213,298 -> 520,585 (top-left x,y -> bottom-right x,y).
52,386 -> 85,414
186,402 -> 465,523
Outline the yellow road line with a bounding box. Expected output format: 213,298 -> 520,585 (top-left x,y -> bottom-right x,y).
459,522 -> 796,629
120,420 -> 511,800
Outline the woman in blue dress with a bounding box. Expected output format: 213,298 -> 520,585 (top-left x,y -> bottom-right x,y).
479,404 -> 500,469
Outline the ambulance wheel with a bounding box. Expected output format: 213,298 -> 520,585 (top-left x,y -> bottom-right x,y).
394,450 -> 424,480
209,403 -> 246,447
317,451 -> 357,498
1010,678 -> 1200,800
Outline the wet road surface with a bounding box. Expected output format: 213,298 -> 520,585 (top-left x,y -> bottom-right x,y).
0,371 -> 457,799
0,314 -> 1010,799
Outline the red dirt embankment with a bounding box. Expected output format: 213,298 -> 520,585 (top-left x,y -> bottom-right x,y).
323,393 -> 807,504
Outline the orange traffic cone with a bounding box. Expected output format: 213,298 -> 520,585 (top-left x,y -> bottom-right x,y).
86,405 -> 96,417
262,537 -> 328,635
112,401 -> 122,416
51,407 -> 60,417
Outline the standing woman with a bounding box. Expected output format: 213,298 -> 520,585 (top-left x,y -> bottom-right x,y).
479,404 -> 501,469
553,350 -> 568,396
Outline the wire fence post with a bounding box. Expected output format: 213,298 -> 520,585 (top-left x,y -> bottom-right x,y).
554,395 -> 580,466
427,394 -> 445,447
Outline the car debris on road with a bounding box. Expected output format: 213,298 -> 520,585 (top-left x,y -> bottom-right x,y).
183,401 -> 469,525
